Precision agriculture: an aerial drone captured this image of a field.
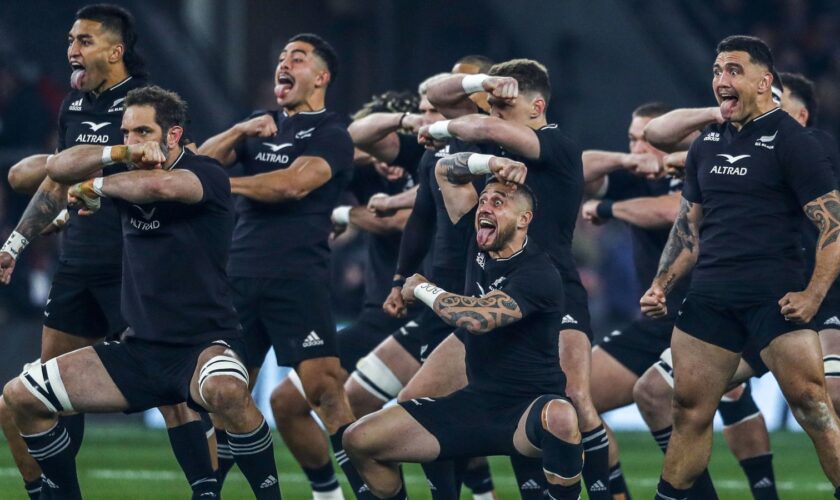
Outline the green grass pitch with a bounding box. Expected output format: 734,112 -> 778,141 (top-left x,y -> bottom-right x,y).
0,425 -> 832,498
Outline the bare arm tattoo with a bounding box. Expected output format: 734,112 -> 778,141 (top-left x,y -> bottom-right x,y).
15,180 -> 68,241
438,152 -> 477,185
802,190 -> 840,298
433,290 -> 523,334
654,197 -> 700,293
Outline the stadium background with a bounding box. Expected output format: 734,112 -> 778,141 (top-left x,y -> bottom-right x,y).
0,0 -> 838,497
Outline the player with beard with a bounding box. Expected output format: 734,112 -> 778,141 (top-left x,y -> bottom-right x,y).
344,177 -> 584,500
268,90 -> 420,500
417,58 -> 610,499
639,36 -> 840,500
0,5 -> 215,499
198,33 -> 371,494
2,85 -> 281,500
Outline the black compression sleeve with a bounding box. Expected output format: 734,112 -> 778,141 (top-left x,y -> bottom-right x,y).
395,178 -> 435,277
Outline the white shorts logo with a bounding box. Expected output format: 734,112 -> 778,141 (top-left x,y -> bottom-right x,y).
561,314 -> 578,325
302,331 -> 324,348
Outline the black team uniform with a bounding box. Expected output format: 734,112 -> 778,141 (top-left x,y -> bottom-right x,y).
222,107 -> 353,487
655,107 -> 836,500
402,235 -> 583,500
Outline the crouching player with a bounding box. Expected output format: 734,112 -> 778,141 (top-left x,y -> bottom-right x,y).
2,86 -> 281,500
343,175 -> 583,500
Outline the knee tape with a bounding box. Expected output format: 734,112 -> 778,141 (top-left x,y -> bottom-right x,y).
524,396 -> 583,480
718,382 -> 761,427
19,358 -> 73,413
825,355 -> 840,378
653,348 -> 675,388
351,353 -> 403,402
198,355 -> 249,405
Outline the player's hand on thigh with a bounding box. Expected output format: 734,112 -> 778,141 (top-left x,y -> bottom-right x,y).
779,290 -> 821,323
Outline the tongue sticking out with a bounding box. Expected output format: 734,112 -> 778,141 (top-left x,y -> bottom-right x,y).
477,227 -> 495,248
274,83 -> 292,99
70,69 -> 86,90
720,98 -> 738,120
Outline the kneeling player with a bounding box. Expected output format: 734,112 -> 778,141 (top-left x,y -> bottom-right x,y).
344,180 -> 583,500
2,86 -> 280,500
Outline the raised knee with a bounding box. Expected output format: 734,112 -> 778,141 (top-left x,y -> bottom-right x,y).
341,419 -> 372,457
633,374 -> 671,413
3,380 -> 46,417
201,376 -> 250,411
543,400 -> 580,443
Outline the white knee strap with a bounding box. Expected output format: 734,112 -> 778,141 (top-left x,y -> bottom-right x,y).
653,348 -> 675,388
198,355 -> 249,405
351,353 -> 403,402
19,358 -> 73,413
825,355 -> 840,378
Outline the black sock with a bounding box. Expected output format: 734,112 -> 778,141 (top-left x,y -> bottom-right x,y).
330,423 -> 374,499
167,420 -> 219,498
421,460 -> 459,499
609,462 -> 632,499
60,413 -> 85,456
548,481 -> 582,500
651,426 -> 672,453
581,425 -> 611,499
655,477 -> 688,500
215,428 -> 236,484
739,454 -> 778,500
510,454 -> 548,499
835,485 -> 840,499
462,459 -> 494,494
689,469 -> 718,500
228,420 -> 281,499
24,478 -> 41,500
302,461 -> 341,493
22,422 -> 81,500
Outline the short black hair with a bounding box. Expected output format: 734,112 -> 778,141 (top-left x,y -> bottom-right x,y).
76,4 -> 147,77
780,72 -> 817,126
456,55 -> 495,73
716,35 -> 774,72
352,90 -> 419,120
488,58 -> 551,104
288,33 -> 339,83
632,102 -> 673,119
125,85 -> 187,134
484,178 -> 538,213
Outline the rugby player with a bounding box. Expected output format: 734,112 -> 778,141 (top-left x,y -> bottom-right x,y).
2,85 -> 281,500
0,5 -> 215,499
639,36 -> 840,500
344,177 -> 584,500
418,58 -> 610,499
268,91 -> 420,500
197,33 -> 369,492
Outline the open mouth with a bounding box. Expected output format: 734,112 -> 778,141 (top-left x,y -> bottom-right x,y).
275,74 -> 295,99
70,61 -> 86,90
477,217 -> 497,248
719,91 -> 739,119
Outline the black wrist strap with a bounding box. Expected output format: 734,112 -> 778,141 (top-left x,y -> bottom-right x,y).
596,200 -> 615,219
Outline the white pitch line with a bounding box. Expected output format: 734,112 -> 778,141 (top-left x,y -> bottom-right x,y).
0,467 -> 833,491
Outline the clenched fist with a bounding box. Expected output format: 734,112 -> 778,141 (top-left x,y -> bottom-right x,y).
234,114 -> 278,138
489,157 -> 528,185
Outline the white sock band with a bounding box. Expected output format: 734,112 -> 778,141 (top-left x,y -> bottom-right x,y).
332,205 -> 351,225
101,146 -> 115,166
467,154 -> 494,175
428,120 -> 452,140
461,74 -> 489,94
414,282 -> 448,308
1,231 -> 29,260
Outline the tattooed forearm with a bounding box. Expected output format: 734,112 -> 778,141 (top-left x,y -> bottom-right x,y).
16,180 -> 68,241
654,197 -> 699,293
433,290 -> 523,334
803,190 -> 840,298
438,152 -> 477,185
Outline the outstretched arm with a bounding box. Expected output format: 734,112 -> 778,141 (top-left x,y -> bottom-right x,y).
426,74 -> 518,118
421,114 -> 541,160
581,150 -> 662,196
72,168 -> 204,206
230,156 -> 332,203
401,274 -> 523,334
349,112 -> 427,163
643,107 -> 722,153
582,192 -> 681,230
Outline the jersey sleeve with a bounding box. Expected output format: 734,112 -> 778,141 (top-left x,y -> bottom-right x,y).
395,159 -> 435,277
537,127 -> 583,174
780,128 -> 838,206
392,133 -> 425,176
57,97 -> 69,151
604,169 -> 649,201
301,124 -> 354,176
501,257 -> 564,318
681,138 -> 702,204
185,157 -> 231,206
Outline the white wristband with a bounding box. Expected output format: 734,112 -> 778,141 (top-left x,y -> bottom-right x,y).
1,231 -> 30,260
332,205 -> 351,225
101,146 -> 115,166
461,74 -> 489,94
91,177 -> 106,197
413,282 -> 447,308
428,120 -> 452,140
467,154 -> 494,175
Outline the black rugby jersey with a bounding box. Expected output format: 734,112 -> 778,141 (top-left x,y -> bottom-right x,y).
492,124 -> 585,288
119,150 -> 240,345
461,238 -> 566,398
605,171 -> 689,316
228,109 -> 353,281
683,108 -> 836,297
57,76 -> 147,269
